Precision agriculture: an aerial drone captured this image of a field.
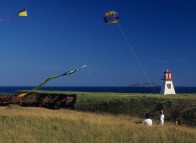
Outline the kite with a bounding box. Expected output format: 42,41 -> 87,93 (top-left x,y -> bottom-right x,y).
103,11 -> 157,94
0,8 -> 27,22
103,11 -> 119,24
18,65 -> 87,97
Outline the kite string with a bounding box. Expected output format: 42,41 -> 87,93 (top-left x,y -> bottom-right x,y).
28,15 -> 135,93
28,15 -> 89,65
85,66 -> 124,92
28,15 -> 124,92
117,23 -> 158,94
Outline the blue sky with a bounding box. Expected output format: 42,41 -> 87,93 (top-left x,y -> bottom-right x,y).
1,0 -> 196,87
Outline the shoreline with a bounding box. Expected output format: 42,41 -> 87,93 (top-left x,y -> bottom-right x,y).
0,86 -> 196,94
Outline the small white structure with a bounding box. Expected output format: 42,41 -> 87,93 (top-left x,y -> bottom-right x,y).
160,69 -> 176,95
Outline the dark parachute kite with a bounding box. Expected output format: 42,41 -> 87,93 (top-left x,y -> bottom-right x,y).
0,9 -> 27,22
103,11 -> 119,24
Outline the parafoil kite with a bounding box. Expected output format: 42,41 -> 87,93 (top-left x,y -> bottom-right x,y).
0,8 -> 27,22
103,11 -> 119,24
17,65 -> 87,97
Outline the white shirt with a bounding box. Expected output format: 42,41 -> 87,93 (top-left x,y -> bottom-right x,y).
160,114 -> 164,126
142,119 -> 152,126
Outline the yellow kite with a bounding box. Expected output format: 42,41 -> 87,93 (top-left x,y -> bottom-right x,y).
0,8 -> 27,22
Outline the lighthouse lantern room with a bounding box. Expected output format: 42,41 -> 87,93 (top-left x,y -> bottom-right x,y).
160,69 -> 176,95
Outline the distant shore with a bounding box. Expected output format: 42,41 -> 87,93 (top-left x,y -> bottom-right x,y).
0,86 -> 196,94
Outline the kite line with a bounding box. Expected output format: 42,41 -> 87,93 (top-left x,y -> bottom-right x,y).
103,11 -> 157,93
28,15 -> 118,92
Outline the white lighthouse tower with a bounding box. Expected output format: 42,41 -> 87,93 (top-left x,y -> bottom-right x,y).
160,69 -> 176,95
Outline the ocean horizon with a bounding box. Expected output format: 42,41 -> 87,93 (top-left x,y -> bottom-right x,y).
0,86 -> 196,94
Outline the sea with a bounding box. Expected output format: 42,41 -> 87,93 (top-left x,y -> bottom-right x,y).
0,86 -> 196,94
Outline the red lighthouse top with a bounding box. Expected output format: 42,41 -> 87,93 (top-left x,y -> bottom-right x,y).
162,69 -> 173,80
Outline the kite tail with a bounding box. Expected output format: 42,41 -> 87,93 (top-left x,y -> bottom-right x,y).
0,14 -> 17,22
80,65 -> 87,69
18,92 -> 28,97
17,77 -> 56,97
31,76 -> 58,91
17,65 -> 87,98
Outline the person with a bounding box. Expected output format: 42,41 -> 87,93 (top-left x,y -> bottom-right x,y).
134,113 -> 152,126
159,110 -> 164,126
175,118 -> 183,126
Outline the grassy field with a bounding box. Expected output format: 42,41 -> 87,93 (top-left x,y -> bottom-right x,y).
72,92 -> 196,126
0,105 -> 195,143
15,91 -> 196,126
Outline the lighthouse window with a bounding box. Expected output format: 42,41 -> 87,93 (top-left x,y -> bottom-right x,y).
167,84 -> 171,89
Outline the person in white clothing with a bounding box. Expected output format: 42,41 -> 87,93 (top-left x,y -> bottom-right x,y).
159,110 -> 164,126
134,113 -> 152,126
142,118 -> 152,126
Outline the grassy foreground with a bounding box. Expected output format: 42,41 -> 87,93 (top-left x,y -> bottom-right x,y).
0,105 -> 195,143
14,91 -> 196,126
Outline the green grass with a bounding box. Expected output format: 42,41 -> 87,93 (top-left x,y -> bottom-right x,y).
0,106 -> 195,143
17,91 -> 196,126
74,92 -> 196,125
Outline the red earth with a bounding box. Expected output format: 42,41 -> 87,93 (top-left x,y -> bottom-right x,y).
0,93 -> 76,109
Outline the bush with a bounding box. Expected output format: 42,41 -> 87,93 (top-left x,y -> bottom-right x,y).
75,93 -> 196,126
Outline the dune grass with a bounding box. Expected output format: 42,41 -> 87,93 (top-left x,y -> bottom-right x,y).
0,105 -> 195,143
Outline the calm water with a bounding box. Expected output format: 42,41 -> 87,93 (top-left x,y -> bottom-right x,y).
0,86 -> 196,94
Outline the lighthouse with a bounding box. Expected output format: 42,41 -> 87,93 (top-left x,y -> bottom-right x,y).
160,69 -> 176,95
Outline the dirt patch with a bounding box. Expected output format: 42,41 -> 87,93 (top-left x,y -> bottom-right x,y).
0,93 -> 76,109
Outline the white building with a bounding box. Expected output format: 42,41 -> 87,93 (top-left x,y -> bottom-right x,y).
160,69 -> 176,95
